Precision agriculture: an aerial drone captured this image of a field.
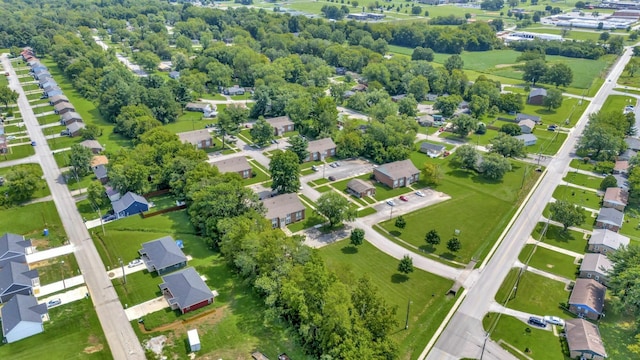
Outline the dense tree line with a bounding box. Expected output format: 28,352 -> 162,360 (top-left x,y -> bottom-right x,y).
509,39 -> 608,60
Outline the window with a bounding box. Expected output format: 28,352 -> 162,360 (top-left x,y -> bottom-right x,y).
285,214 -> 292,224
295,211 -> 303,219
271,218 -> 279,228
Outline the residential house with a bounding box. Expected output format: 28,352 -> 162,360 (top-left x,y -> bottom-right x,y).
306,138 -> 336,162
48,95 -> 69,106
1,294 -> 48,343
527,88 -> 547,105
416,115 -> 434,127
352,83 -> 368,92
613,160 -> 629,175
177,129 -> 213,149
419,142 -> 445,158
426,93 -> 439,101
595,207 -> 624,232
185,103 -> 213,113
579,253 -> 613,286
347,179 -> 376,198
391,94 -> 406,102
514,134 -> 538,146
625,136 -> 640,151
518,119 -> 536,134
32,69 -> 51,80
20,48 -> 35,60
105,186 -> 120,202
169,71 -> 180,80
335,67 -> 346,75
568,278 -> 606,320
30,64 -> 47,74
139,236 -> 188,275
38,79 -> 56,89
222,85 -> 245,96
92,165 -> 109,185
603,187 -> 628,211
0,262 -> 39,303
53,102 -> 75,115
159,267 -> 215,314
157,62 -> 172,72
588,229 -> 630,254
79,140 -> 104,154
373,160 -> 420,189
565,319 -> 607,360
263,194 -> 306,228
0,233 -> 33,268
266,116 -> 295,136
90,155 -> 108,169
0,135 -> 6,155
618,148 -> 637,161
111,191 -> 149,219
212,156 -> 252,179
44,89 -> 63,98
343,90 -> 356,99
65,122 -> 86,137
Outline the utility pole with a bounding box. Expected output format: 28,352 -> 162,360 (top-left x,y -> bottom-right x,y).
119,258 -> 126,285
389,205 -> 394,220
97,207 -> 105,236
405,299 -> 412,329
60,260 -> 66,289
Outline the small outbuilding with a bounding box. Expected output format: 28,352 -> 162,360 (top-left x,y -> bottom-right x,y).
419,142 -> 445,158
528,88 -> 547,105
514,134 -> 538,146
347,178 -> 376,198
187,329 -> 200,352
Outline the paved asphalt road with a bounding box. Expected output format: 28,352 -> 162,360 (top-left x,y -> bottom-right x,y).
424,46 -> 635,360
1,55 -> 145,360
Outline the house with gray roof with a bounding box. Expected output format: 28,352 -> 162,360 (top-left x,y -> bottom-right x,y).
565,319 -> 607,360
0,262 -> 39,303
79,140 -> 104,154
1,294 -> 48,343
419,142 -> 445,158
54,102 -> 75,115
568,278 -> 606,320
266,116 -> 295,136
38,79 -> 56,90
92,165 -> 109,185
169,71 -> 180,79
0,233 -> 33,268
30,64 -> 46,73
44,89 -> 63,98
111,191 -> 149,219
262,194 -> 305,228
212,156 -> 252,179
48,95 -> 69,106
528,88 -> 547,105
306,138 -> 336,162
518,119 -> 536,134
159,267 -> 215,314
516,113 -> 541,124
603,187 -> 628,211
618,148 -> 637,161
514,133 -> 538,146
595,207 -> 624,232
579,253 -> 613,286
42,84 -> 60,94
588,229 -> 630,254
32,69 -> 50,80
347,179 -> 376,198
177,129 -> 213,149
139,236 -> 187,275
373,160 -> 420,188
66,121 -> 86,137
222,85 -> 245,96
59,111 -> 83,126
625,136 -> 640,151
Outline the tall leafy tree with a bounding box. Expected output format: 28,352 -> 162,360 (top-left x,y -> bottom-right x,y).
269,150 -> 301,194
478,153 -> 512,180
607,244 -> 640,316
69,144 -> 93,177
6,167 -> 40,202
549,200 -> 586,231
447,237 -> 461,252
316,192 -> 355,227
490,133 -> 526,158
434,95 -> 462,118
250,117 -> 275,147
87,181 -> 108,208
425,229 -> 441,247
444,55 -> 464,74
218,104 -> 249,149
422,162 -> 443,185
398,255 -> 414,274
0,87 -> 18,109
543,88 -> 563,110
454,144 -> 480,170
350,228 -> 365,246
544,63 -> 573,87
522,59 -> 548,85
451,114 -> 478,138
288,136 -> 309,163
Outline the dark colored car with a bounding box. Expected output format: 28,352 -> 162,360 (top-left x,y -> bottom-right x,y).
328,176 -> 336,181
528,316 -> 546,328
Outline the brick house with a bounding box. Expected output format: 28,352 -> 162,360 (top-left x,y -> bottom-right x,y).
603,187 -> 628,211
595,207 -> 624,232
59,112 -> 83,126
347,179 -> 376,198
579,253 -> 612,286
177,129 -> 213,149
266,116 -> 294,136
527,88 -> 547,105
373,160 -> 420,189
212,156 -> 252,179
159,267 -> 216,314
588,229 -> 630,254
305,138 -> 336,162
262,194 -> 305,228
565,319 -> 607,360
568,278 -> 606,321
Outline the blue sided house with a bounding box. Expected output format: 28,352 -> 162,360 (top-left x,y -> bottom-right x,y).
111,192 -> 149,219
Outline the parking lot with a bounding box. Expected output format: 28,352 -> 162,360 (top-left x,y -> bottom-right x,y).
304,158 -> 374,182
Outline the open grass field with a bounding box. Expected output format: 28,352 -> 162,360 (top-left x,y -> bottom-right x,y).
0,201 -> 65,248
379,158 -> 540,263
0,163 -> 50,199
562,171 -> 603,190
618,203 -> 640,241
495,269 -> 570,318
518,244 -> 580,280
0,143 -> 34,162
0,298 -> 111,359
552,185 -> 602,210
320,240 -> 456,359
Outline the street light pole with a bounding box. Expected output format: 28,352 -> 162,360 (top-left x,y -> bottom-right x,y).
389,205 -> 394,220
119,258 -> 126,285
60,260 -> 65,289
405,299 -> 412,329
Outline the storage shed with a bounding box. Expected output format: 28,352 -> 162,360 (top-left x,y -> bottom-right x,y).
187,329 -> 200,352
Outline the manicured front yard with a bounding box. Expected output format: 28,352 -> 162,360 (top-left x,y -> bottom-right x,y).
0,144 -> 35,161
243,162 -> 270,185
518,244 -> 580,280
562,172 -> 603,190
543,203 -> 595,231
531,223 -> 589,254
552,185 -> 602,210
113,269 -> 163,306
287,201 -> 326,233
495,269 -> 570,318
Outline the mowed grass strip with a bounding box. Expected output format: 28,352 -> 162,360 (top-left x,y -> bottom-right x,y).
495,269 -> 570,318
0,201 -> 66,248
518,244 -> 580,280
531,223 -> 589,254
562,171 -> 603,190
552,185 -> 602,210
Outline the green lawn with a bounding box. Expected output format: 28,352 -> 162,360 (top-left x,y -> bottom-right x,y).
48,135 -> 79,150
357,207 -> 377,217
197,92 -> 227,101
562,172 -> 603,190
113,269 -> 163,306
65,172 -> 95,191
495,269 -> 570,318
373,182 -> 413,201
598,300 -> 639,359
243,162 -> 270,185
601,94 -> 636,113
618,204 -> 640,241
316,185 -> 332,192
569,159 -> 596,172
37,113 -> 60,125
320,241 -> 456,359
518,244 -> 580,280
0,144 -> 34,162
30,253 -> 79,285
552,185 -> 602,210
0,201 -> 65,248
543,203 -> 595,231
161,111 -> 207,134
0,298 -> 111,359
531,223 -> 589,254
287,200 -> 326,233
0,163 -> 50,199
534,128 -> 568,156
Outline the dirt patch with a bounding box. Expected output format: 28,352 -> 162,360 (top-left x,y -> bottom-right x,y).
546,264 -> 554,268
495,63 -> 524,69
83,335 -> 104,354
29,258 -> 55,268
139,305 -> 229,334
30,238 -> 50,249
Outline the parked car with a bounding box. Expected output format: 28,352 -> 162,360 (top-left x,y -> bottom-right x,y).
334,162 -> 341,167
271,139 -> 278,144
102,214 -> 116,222
415,191 -> 425,197
4,72 -> 8,76
311,165 -> 318,172
386,200 -> 396,206
30,141 -> 36,146
399,195 -> 409,202
328,176 -> 336,181
46,298 -> 62,308
528,316 -> 546,328
128,259 -> 143,268
443,151 -> 451,157
329,163 -> 337,168
543,316 -> 565,327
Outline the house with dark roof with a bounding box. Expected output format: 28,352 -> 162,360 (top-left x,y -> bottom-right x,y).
139,236 -> 188,275
66,121 -> 86,137
48,95 -> 69,106
419,142 -> 445,158
0,233 -> 33,268
39,79 -> 56,90
618,148 -> 637,161
603,187 -> 628,211
93,165 -> 109,185
266,116 -> 294,136
518,119 -> 536,134
159,267 -> 215,314
177,129 -> 213,149
595,207 -> 624,232
579,253 -> 612,286
212,156 -> 252,179
527,88 -> 547,105
0,262 -> 39,303
568,278 -> 606,320
565,319 -> 607,360
613,160 -> 629,175
373,160 -> 420,189
111,192 -> 149,219
105,186 -> 120,202
30,64 -> 47,74
347,179 -> 376,198
588,229 -> 630,254
262,194 -> 306,228
305,138 -> 336,162
79,140 -> 104,154
54,102 -> 75,115
222,85 -> 245,96
185,103 -> 213,113
1,294 -> 48,343
169,71 -> 180,80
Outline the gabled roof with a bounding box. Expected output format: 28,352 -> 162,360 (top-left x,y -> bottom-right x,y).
185,103 -> 210,110
375,160 -> 420,180
177,129 -> 212,145
263,194 -> 305,220
307,138 -> 336,153
92,165 -> 108,180
625,137 -> 640,151
420,142 -> 445,153
140,236 -> 187,271
614,160 -> 629,171
212,156 -> 251,174
79,140 -> 103,152
589,229 -> 630,250
1,294 -> 47,337
0,234 -> 31,259
112,192 -> 148,214
347,179 -> 375,193
580,253 -> 613,275
596,207 -> 624,227
159,267 -> 212,309
529,88 -> 547,98
603,187 -> 628,206
53,102 -> 74,112
569,278 -> 606,314
565,319 -> 607,358
0,262 -> 38,294
518,119 -> 536,129
66,122 -> 86,133
48,95 -> 69,104
60,112 -> 82,122
90,155 -> 108,168
265,116 -> 294,128
514,134 -> 537,142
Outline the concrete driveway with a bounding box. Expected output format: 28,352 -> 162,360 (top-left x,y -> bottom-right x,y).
125,296 -> 168,321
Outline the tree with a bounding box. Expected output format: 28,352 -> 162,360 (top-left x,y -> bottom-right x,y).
398,94 -> 418,117
451,114 -> 478,138
412,47 -> 434,61
522,59 -> 548,85
500,123 -> 521,136
633,46 -> 640,57
479,153 -> 512,180
133,50 -> 161,73
543,88 -> 563,110
407,75 -> 430,101
288,136 -> 309,163
575,1 -> 586,9
599,31 -> 610,42
250,117 -> 275,147
397,255 -> 414,274
469,95 -> 490,119
434,95 -> 462,118
499,93 -> 524,113
218,104 -> 249,150
544,63 -> 573,88
0,87 -> 18,109
422,162 -> 443,185
269,150 -> 301,194
490,133 -> 526,158
395,216 -> 406,229
600,175 -> 618,190
444,55 -> 464,74
6,167 -> 40,202
412,5 -> 422,15
447,237 -> 461,252
454,145 -> 480,170
316,192 -> 356,227
81,124 -> 103,140
607,244 -> 640,316
350,228 -> 365,246
69,144 -> 93,177
425,229 -> 441,247
549,200 -> 586,231
87,181 -> 108,208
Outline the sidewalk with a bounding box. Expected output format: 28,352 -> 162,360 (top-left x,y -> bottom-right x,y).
514,261 -> 573,285
525,236 -> 585,258
26,244 -> 74,263
36,275 -> 86,297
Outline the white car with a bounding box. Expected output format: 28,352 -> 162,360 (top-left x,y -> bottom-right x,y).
415,191 -> 425,197
386,200 -> 396,206
543,316 -> 565,327
128,259 -> 143,268
46,298 -> 62,308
